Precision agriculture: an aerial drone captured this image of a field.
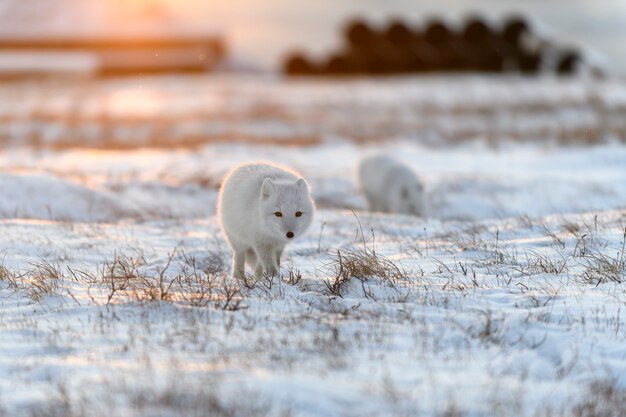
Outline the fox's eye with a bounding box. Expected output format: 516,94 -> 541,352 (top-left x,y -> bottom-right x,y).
295,211 -> 302,217
274,212 -> 283,217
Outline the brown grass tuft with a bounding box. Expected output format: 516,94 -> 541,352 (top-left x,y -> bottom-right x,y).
324,246 -> 404,298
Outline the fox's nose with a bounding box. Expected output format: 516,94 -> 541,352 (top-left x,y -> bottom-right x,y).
286,231 -> 294,239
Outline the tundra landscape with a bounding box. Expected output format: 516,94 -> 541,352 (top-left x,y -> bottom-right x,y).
0,74 -> 626,416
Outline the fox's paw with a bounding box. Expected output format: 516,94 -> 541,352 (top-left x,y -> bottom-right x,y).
265,265 -> 279,277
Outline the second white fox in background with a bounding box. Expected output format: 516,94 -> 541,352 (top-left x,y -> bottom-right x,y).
358,155 -> 426,217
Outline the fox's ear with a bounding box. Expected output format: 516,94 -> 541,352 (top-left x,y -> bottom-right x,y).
261,178 -> 275,199
296,178 -> 307,191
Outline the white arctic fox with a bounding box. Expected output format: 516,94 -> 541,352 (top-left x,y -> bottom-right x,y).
358,155 -> 426,216
218,163 -> 315,279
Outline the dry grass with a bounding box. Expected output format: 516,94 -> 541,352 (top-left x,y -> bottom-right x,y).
176,254 -> 243,311
97,252 -> 155,303
541,223 -> 566,249
454,309 -> 504,346
2,249 -> 243,310
570,380 -> 626,417
73,251 -> 182,303
22,260 -> 65,302
82,250 -> 245,310
26,378 -> 285,417
581,228 -> 626,285
283,263 -> 303,286
321,216 -> 407,298
582,252 -> 626,285
538,379 -> 626,417
0,263 -> 12,282
1,259 -> 69,303
520,249 -> 569,276
324,246 -> 405,298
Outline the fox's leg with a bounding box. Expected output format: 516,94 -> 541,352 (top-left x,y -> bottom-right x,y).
245,248 -> 264,279
275,247 -> 284,267
273,247 -> 285,278
245,248 -> 257,268
231,246 -> 246,280
254,245 -> 279,278
365,191 -> 382,212
374,195 -> 391,213
369,197 -> 382,212
254,263 -> 264,280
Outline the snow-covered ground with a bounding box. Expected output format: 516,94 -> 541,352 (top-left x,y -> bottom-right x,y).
1,75 -> 626,149
0,75 -> 625,417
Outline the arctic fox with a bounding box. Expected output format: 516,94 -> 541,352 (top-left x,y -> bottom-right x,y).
358,155 -> 426,216
218,163 -> 315,280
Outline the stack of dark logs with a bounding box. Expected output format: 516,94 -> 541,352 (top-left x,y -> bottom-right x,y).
284,16 -> 586,76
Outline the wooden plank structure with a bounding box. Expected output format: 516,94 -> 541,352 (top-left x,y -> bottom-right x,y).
0,35 -> 227,76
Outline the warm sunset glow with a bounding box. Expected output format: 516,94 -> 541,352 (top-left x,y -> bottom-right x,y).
114,0 -> 168,12
106,89 -> 164,118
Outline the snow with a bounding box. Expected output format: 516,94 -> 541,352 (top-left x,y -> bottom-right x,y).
0,75 -> 625,416
1,140 -> 625,222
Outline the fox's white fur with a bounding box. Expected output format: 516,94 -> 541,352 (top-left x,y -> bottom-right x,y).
358,155 -> 426,216
218,163 -> 315,279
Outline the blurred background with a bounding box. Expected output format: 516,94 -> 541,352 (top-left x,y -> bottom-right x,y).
0,0 -> 625,221
0,0 -> 624,76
